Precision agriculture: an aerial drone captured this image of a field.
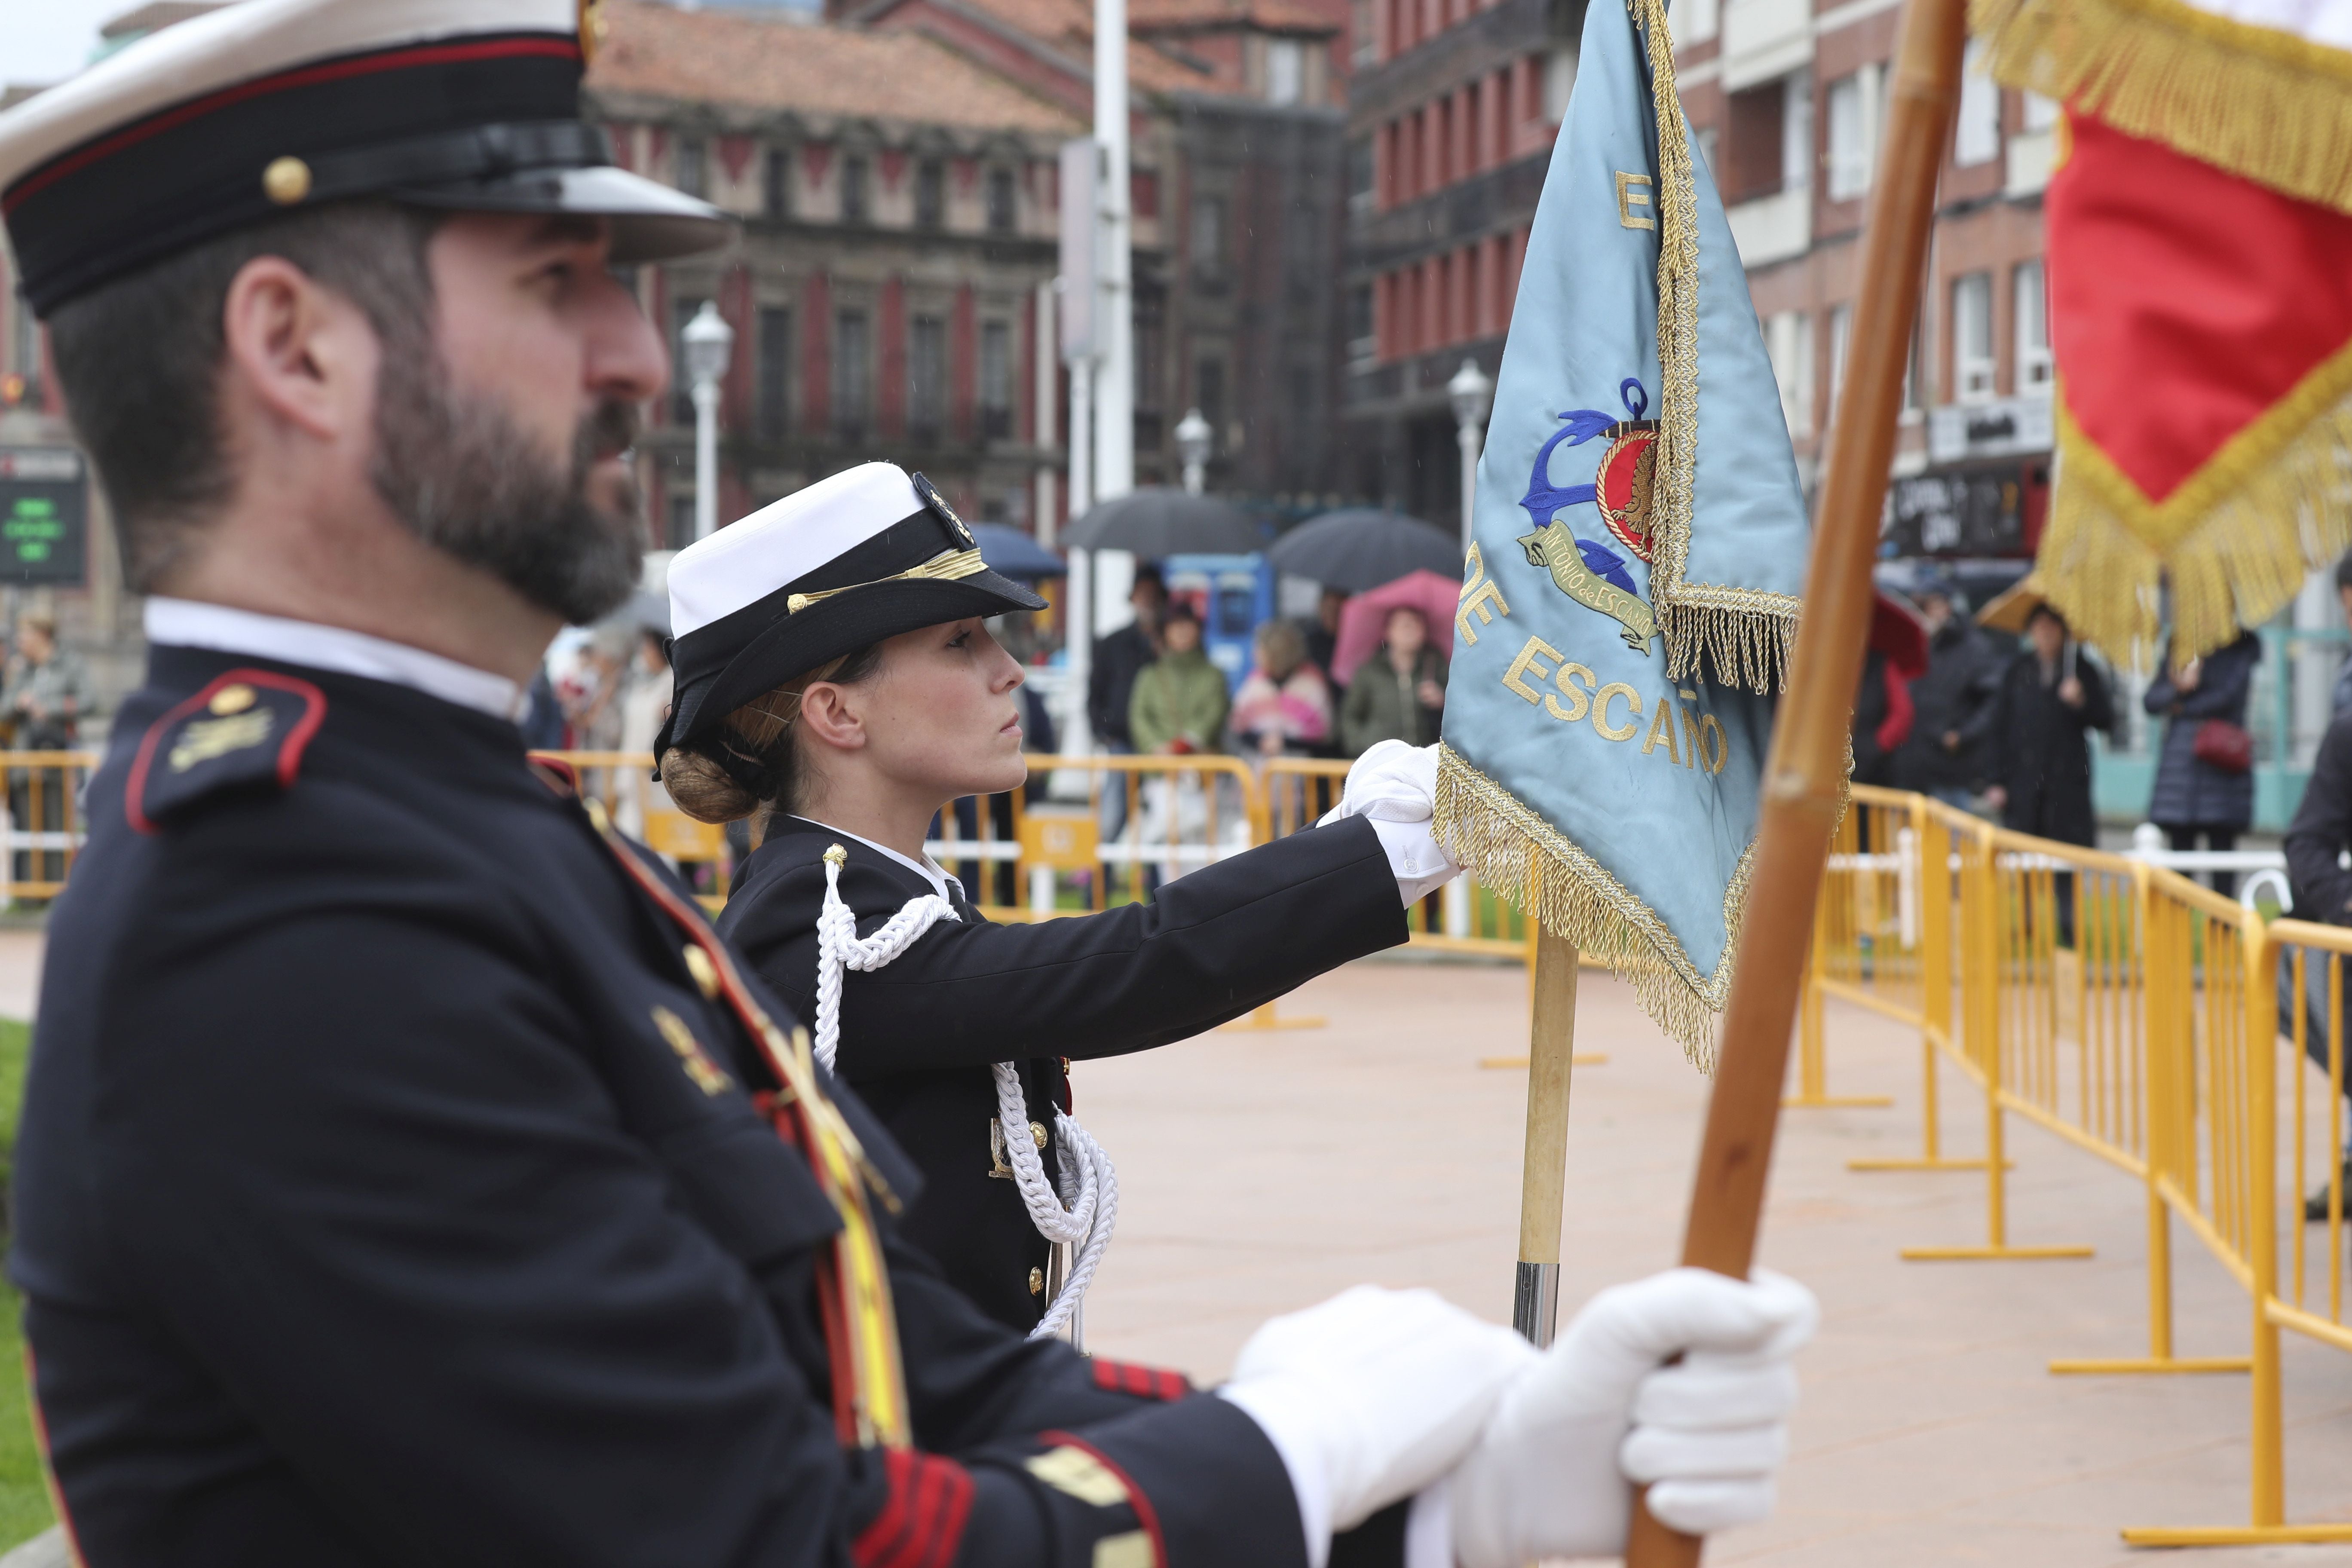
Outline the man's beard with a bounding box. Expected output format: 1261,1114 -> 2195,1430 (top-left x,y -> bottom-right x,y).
368,340 -> 645,627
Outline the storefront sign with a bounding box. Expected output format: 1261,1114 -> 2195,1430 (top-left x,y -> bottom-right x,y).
0,448 -> 87,586
1926,393 -> 2053,464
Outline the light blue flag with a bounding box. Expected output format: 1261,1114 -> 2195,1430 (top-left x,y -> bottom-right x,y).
1434,0 -> 1809,1064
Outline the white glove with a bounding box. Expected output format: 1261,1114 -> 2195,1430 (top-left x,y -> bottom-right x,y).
1317,740 -> 1463,906
1219,1286 -> 1537,1568
1450,1268 -> 1817,1568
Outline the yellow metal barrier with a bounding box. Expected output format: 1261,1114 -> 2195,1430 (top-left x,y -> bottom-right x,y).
0,750 -> 99,902
1804,790 -> 2352,1544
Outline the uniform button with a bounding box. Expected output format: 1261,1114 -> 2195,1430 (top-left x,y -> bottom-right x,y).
683,945 -> 721,998
1030,1121 -> 1049,1149
1029,1267 -> 1045,1295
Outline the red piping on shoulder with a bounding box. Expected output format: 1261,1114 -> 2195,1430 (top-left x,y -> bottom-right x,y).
1038,1430 -> 1166,1568
125,669 -> 328,836
1090,1358 -> 1191,1402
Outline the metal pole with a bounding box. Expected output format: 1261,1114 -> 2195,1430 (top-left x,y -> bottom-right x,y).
1457,420 -> 1480,553
1065,359 -> 1096,757
1093,0 -> 1133,500
1620,0 -> 1966,1556
692,374 -> 720,542
1036,279 -> 1060,548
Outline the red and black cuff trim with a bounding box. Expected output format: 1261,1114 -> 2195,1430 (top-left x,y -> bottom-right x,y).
1090,1358 -> 1193,1403
6,33 -> 588,315
1039,1431 -> 1167,1568
852,1449 -> 975,1568
126,670 -> 327,834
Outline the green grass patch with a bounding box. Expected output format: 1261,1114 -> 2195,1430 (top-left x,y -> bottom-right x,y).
0,1019 -> 56,1548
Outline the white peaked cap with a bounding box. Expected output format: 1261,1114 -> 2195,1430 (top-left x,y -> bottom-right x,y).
669,464 -> 928,639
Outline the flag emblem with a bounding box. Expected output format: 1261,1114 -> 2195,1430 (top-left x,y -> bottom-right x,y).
1516,378 -> 1661,651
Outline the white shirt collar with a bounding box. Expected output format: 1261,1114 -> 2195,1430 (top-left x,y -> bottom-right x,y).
144,598 -> 527,722
787,815 -> 965,904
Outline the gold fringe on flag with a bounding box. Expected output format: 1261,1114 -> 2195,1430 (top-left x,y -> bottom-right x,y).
1434,743 -> 1752,1069
2034,347 -> 2352,668
1973,0 -> 2352,217
1635,0 -> 1804,694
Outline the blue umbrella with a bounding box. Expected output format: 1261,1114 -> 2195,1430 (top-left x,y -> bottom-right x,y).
973,522 -> 1066,581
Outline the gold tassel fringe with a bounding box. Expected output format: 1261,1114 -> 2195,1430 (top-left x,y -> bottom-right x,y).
1433,745 -> 1751,1071
1973,0 -> 2352,216
1636,0 -> 1805,694
2035,386 -> 2352,670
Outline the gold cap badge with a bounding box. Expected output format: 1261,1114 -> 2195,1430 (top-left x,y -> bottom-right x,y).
261,157 -> 311,205
578,0 -> 608,63
208,683 -> 257,716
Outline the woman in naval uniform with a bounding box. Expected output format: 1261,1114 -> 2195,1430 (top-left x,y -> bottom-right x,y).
656,462 -> 1459,1336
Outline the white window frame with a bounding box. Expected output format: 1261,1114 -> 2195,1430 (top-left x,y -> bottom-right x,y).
1768,310 -> 1813,435
2014,259 -> 2052,390
1825,74 -> 1868,200
1951,271 -> 1995,403
1780,68 -> 1813,193
1267,38 -> 1306,105
1827,303 -> 1852,421
1954,39 -> 2000,166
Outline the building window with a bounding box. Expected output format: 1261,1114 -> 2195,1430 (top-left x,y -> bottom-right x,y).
1353,0 -> 1375,65
5,294 -> 37,397
1825,71 -> 1875,200
676,136 -> 707,199
1694,126 -> 1718,177
1954,40 -> 2000,165
1781,69 -> 1812,193
980,320 -> 1012,440
756,306 -> 793,442
1902,317 -> 1924,414
1348,137 -> 1374,213
908,315 -> 945,444
668,493 -> 696,552
1951,271 -> 1994,401
1268,38 -> 1305,104
2014,260 -> 2052,389
1348,283 -> 1375,354
1766,311 -> 1812,435
916,160 -> 945,229
2022,89 -> 2060,132
835,309 -> 871,442
1191,194 -> 1225,277
1724,78 -> 1787,201
670,296 -> 708,425
1827,303 -> 1852,421
986,168 -> 1018,234
841,155 -> 869,224
1545,44 -> 1577,123
764,147 -> 792,218
1195,357 -> 1226,441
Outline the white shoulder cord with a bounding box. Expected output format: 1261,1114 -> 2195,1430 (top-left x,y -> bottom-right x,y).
811,846 -> 1118,1341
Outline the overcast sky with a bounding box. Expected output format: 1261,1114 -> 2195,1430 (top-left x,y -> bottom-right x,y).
9,0 -> 150,88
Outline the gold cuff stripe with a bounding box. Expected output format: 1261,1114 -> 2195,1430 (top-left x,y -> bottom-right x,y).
786,549 -> 988,614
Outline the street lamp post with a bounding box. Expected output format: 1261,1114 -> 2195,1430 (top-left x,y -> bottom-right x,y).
1447,357 -> 1494,553
1174,407 -> 1212,495
683,301 -> 736,541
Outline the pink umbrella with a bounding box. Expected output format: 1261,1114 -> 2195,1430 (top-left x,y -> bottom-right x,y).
1330,569 -> 1461,687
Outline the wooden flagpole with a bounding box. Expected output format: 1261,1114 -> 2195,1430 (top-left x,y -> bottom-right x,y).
1621,0 -> 1968,1560
1514,923 -> 1580,1344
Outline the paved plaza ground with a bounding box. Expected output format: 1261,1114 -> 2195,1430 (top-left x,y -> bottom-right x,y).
1,933 -> 2348,1564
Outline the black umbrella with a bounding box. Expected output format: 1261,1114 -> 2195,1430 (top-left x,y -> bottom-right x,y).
971,522 -> 1066,581
1063,487 -> 1264,557
1266,508 -> 1462,592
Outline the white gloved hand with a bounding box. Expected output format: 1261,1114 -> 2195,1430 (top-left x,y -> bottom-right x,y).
1219,1286 -> 1537,1568
1450,1268 -> 1817,1568
1316,741 -> 1462,906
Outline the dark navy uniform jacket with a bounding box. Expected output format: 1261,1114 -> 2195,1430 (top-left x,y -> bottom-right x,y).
717,814 -> 1410,1332
11,645 -> 1411,1568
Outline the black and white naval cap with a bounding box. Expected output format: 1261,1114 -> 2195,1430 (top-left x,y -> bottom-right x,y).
656,463 -> 1048,760
0,0 -> 733,317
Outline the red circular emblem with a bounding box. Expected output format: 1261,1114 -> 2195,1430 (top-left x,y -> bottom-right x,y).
1594,421 -> 1659,562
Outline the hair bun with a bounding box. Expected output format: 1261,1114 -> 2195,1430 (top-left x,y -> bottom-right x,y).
660,747 -> 759,825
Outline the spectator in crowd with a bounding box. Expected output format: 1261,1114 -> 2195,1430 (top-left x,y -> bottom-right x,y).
614,619 -> 674,841
1894,578 -> 2001,808
1129,602 -> 1228,756
2143,631 -> 2260,898
3,615 -> 91,750
517,668 -> 567,750
2,615 -> 93,886
1303,586 -> 1348,695
1231,619 -> 1333,760
1342,605 -> 1448,755
1982,603 -> 2114,942
1849,646 -> 1908,788
2279,707 -> 2352,1219
1087,564 -> 1164,752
